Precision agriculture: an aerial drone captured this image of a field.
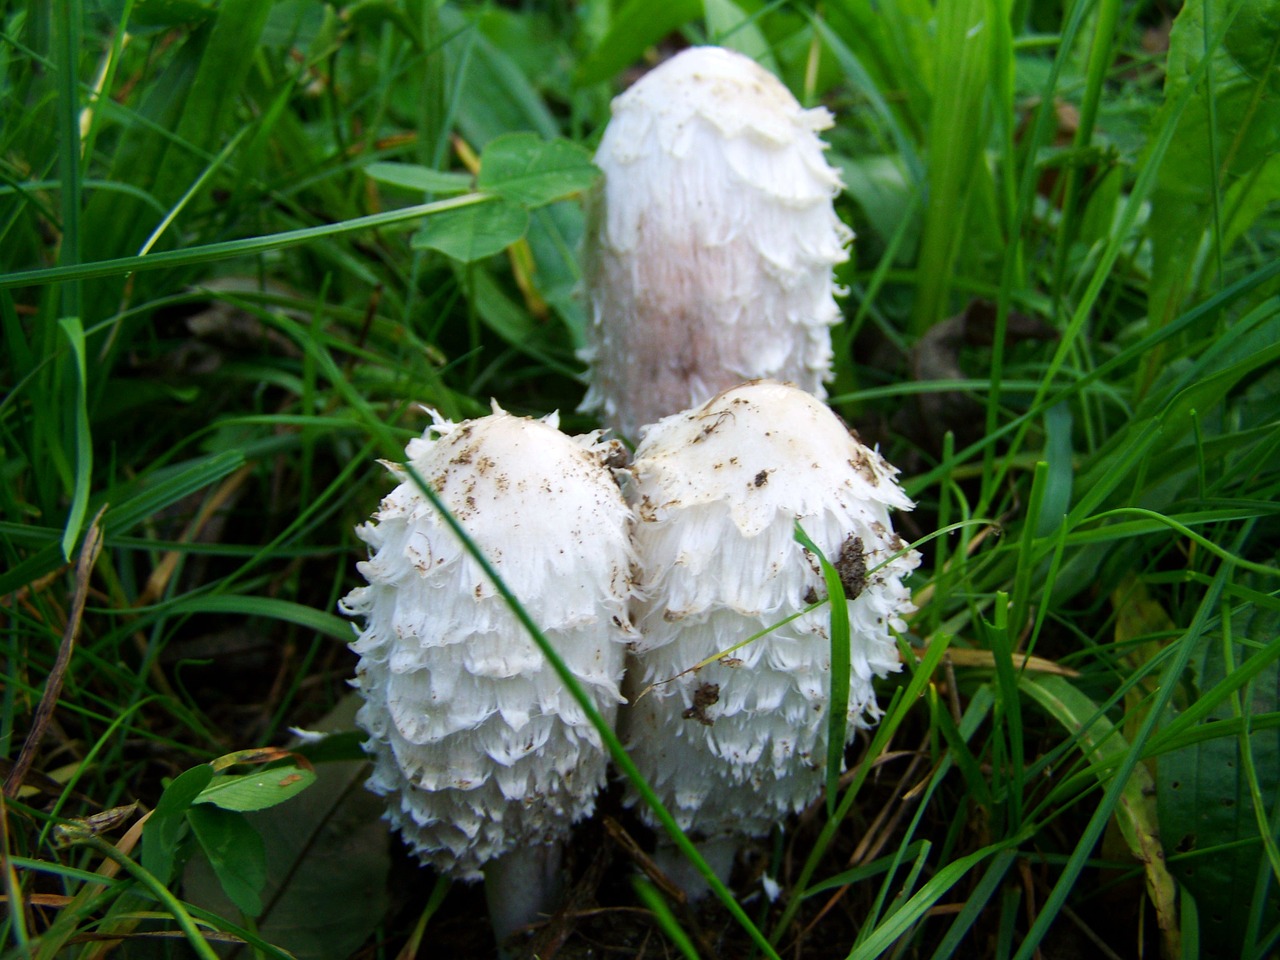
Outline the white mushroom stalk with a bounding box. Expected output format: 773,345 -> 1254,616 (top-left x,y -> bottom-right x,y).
621,381 -> 920,893
580,46 -> 853,439
341,405 -> 636,943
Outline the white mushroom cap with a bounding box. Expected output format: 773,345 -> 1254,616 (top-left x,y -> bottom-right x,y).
580,46 -> 853,439
341,405 -> 636,882
622,381 -> 919,842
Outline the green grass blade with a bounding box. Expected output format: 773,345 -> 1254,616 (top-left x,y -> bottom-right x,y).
1011,557 -> 1233,959
794,522 -> 853,820
926,849 -> 1019,960
848,829 -> 1034,960
910,0 -> 996,335
771,634 -> 952,943
56,316 -> 91,561
0,195 -> 490,289
633,876 -> 702,960
164,595 -> 353,643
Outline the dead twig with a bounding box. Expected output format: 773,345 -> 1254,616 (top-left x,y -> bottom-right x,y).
602,817 -> 720,960
603,817 -> 687,908
4,506 -> 106,798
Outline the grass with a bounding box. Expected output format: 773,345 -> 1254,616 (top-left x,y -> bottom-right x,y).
2,0 -> 1279,958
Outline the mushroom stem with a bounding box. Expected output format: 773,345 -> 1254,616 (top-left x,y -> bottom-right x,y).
652,837 -> 737,902
342,405 -> 636,942
484,842 -> 564,951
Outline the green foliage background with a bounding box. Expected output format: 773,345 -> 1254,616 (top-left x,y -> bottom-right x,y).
2,0 -> 1278,957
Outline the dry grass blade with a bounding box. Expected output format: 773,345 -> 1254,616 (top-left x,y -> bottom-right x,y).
790,737 -> 930,949
943,649 -> 1079,678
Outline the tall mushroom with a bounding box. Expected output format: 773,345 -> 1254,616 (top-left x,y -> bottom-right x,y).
621,381 -> 919,893
341,405 -> 636,944
580,46 -> 853,440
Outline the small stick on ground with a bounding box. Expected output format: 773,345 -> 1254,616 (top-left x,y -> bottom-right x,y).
603,817 -> 719,959
4,506 -> 106,798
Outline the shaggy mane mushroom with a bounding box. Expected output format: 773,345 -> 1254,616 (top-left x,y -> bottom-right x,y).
341,404 -> 636,946
621,381 -> 920,894
580,46 -> 852,439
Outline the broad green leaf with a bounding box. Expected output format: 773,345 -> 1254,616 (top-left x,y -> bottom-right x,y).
365,162 -> 473,195
471,7 -> 564,88
260,0 -> 334,51
183,697 -> 391,960
526,203 -> 588,348
1223,153 -> 1280,254
476,134 -> 599,208
1022,675 -> 1180,959
836,153 -> 921,263
703,0 -> 778,75
412,198 -> 529,263
1157,595 -> 1280,960
460,262 -> 580,376
129,0 -> 218,31
1077,161 -> 1125,249
439,6 -> 559,147
195,763 -> 317,812
188,805 -> 268,917
142,764 -> 213,884
1112,576 -> 1180,717
344,0 -> 422,47
1222,0 -> 1280,98
575,0 -> 701,86
1147,0 -> 1280,328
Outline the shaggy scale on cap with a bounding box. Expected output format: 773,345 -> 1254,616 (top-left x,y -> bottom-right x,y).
580,46 -> 853,439
341,405 -> 636,887
622,382 -> 919,849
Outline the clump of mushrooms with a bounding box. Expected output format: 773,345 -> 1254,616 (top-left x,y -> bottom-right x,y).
580,46 -> 852,439
340,405 -> 636,943
621,380 -> 920,893
345,45 -> 920,933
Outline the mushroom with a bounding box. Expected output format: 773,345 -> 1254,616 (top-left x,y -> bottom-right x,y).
580,46 -> 853,439
340,405 -> 636,944
621,381 -> 919,893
